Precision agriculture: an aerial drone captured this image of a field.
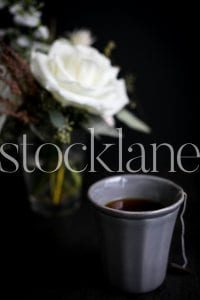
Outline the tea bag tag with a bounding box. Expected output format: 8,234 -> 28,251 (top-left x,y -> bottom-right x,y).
179,192 -> 188,268
171,191 -> 188,270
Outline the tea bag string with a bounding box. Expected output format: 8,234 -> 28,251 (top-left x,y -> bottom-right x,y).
179,192 -> 188,268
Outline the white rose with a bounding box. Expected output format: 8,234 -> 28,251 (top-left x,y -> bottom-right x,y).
30,39 -> 129,117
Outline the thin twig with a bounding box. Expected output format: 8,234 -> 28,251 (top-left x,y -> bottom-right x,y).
0,74 -> 22,95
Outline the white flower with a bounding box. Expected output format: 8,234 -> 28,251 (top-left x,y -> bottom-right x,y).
16,35 -> 31,48
34,26 -> 49,40
9,3 -> 22,14
31,39 -> 129,117
9,4 -> 41,28
68,29 -> 95,46
13,11 -> 41,27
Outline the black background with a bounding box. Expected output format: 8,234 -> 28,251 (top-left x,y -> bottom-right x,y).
1,1 -> 200,299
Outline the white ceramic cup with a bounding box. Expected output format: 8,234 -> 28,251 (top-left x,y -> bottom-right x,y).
88,174 -> 186,293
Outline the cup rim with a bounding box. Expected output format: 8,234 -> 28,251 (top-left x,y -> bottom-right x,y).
88,174 -> 186,219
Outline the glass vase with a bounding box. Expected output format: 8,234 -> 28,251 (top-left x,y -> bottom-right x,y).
20,131 -> 85,217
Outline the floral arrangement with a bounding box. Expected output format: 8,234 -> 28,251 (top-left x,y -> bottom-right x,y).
0,0 -> 150,145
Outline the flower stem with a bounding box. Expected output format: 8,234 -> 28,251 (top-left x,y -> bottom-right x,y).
50,163 -> 65,205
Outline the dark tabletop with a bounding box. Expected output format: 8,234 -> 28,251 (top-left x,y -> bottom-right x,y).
3,170 -> 200,300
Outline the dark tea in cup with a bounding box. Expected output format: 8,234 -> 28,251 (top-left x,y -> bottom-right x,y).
106,198 -> 164,212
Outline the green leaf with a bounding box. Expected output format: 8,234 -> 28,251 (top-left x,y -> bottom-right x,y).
49,110 -> 65,129
116,109 -> 151,133
83,116 -> 119,137
0,115 -> 6,134
29,124 -> 45,141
